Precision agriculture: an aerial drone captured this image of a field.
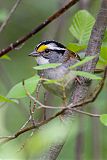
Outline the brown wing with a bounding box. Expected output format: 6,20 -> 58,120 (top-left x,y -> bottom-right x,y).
63,50 -> 81,62
68,50 -> 81,60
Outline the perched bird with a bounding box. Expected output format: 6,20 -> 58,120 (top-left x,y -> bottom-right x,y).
29,40 -> 80,99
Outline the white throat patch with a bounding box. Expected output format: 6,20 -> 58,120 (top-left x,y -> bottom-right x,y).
36,56 -> 49,65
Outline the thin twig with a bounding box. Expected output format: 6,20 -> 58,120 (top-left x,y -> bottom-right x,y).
73,108 -> 100,117
0,0 -> 22,33
31,81 -> 41,113
23,67 -> 106,111
43,91 -> 48,120
0,103 -> 101,144
20,101 -> 32,131
29,101 -> 36,127
0,0 -> 79,57
0,68 -> 106,145
20,118 -> 30,131
0,111 -> 61,144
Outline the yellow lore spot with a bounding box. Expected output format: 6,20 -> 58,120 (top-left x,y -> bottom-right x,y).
37,45 -> 48,52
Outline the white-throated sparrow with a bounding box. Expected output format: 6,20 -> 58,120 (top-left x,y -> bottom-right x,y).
29,40 -> 80,99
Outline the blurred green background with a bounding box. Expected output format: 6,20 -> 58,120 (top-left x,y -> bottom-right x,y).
0,0 -> 107,159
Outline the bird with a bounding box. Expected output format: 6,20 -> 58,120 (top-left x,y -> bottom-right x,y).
29,40 -> 80,100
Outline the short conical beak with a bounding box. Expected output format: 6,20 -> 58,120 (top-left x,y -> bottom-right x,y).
28,51 -> 39,57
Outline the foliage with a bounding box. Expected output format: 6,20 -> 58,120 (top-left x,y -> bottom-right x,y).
72,71 -> 102,80
5,10 -> 107,101
67,43 -> 86,53
69,10 -> 95,44
7,75 -> 40,99
0,55 -> 11,60
33,63 -> 62,70
25,119 -> 70,156
100,114 -> 107,126
69,10 -> 107,65
0,10 -> 7,22
0,95 -> 18,104
0,3 -> 107,159
69,56 -> 96,69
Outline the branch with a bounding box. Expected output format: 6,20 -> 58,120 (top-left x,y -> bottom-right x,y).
0,108 -> 68,144
0,104 -> 101,145
23,67 -> 106,110
0,0 -> 22,33
0,0 -> 79,57
73,109 -> 100,117
1,1 -> 107,159
0,67 -> 106,146
84,0 -> 107,72
39,1 -> 107,159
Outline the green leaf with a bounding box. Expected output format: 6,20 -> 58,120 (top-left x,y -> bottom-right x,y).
0,10 -> 7,22
0,140 -> 25,159
67,43 -> 86,52
69,56 -> 96,69
72,71 -> 102,80
0,95 -> 18,103
43,79 -> 62,86
7,75 -> 40,99
69,10 -> 95,44
25,119 -> 70,155
94,45 -> 107,65
25,119 -> 78,156
100,114 -> 107,126
0,55 -> 11,60
33,63 -> 61,70
99,45 -> 107,64
103,30 -> 107,43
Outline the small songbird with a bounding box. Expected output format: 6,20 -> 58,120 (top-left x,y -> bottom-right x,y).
29,40 -> 80,99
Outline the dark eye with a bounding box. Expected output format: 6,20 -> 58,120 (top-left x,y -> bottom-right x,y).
45,49 -> 50,53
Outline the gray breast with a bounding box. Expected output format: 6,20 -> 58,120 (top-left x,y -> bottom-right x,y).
38,58 -> 79,98
41,58 -> 79,79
